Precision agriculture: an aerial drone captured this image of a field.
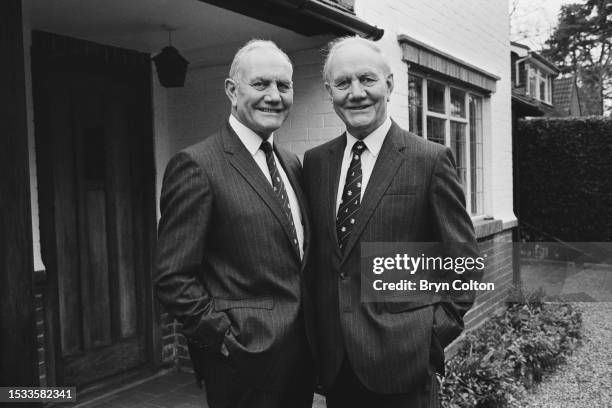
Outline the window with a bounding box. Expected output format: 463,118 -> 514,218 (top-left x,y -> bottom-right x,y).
547,76 -> 553,103
408,74 -> 484,216
528,67 -> 537,98
408,76 -> 423,136
526,64 -> 552,104
469,95 -> 484,213
427,81 -> 445,113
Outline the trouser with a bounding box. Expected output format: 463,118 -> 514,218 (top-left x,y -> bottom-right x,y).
326,356 -> 440,408
201,331 -> 315,408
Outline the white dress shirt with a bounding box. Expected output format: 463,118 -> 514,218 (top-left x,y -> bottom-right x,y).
336,117 -> 392,215
229,115 -> 304,258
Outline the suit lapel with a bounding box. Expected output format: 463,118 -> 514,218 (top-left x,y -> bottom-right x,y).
341,123 -> 406,262
221,123 -> 300,260
326,135 -> 346,259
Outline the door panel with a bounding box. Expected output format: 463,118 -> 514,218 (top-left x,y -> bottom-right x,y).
33,33 -> 154,388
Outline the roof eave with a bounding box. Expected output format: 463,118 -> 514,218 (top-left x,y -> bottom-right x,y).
273,0 -> 384,39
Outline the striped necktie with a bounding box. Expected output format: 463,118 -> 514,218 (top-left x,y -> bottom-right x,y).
336,141 -> 366,251
260,141 -> 300,251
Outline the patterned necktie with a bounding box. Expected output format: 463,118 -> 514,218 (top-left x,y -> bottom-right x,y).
260,141 -> 300,251
337,140 -> 366,251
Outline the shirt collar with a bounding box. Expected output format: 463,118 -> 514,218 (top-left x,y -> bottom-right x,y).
229,114 -> 273,156
346,116 -> 392,158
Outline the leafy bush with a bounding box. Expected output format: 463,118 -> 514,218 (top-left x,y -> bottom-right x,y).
516,117 -> 612,242
439,298 -> 582,408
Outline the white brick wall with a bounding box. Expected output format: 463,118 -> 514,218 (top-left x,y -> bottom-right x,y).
354,0 -> 514,223
26,1 -> 514,256
156,40 -> 342,166
155,0 -> 513,223
153,42 -> 344,210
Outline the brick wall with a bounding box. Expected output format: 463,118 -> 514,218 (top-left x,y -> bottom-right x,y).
26,0 -> 515,375
154,0 -> 515,366
156,44 -> 348,367
156,0 -> 514,224
355,0 -> 514,223
465,229 -> 514,330
157,43 -> 339,167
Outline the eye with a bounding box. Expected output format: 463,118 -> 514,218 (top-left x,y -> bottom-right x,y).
277,81 -> 293,92
359,75 -> 377,86
334,79 -> 350,90
250,81 -> 268,91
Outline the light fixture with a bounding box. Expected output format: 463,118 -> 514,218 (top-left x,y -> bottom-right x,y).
152,26 -> 189,88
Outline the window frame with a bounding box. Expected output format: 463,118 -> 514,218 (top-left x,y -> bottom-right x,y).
525,63 -> 552,104
408,73 -> 485,216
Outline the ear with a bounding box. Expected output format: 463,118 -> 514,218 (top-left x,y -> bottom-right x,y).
224,78 -> 238,108
324,81 -> 333,97
386,73 -> 394,99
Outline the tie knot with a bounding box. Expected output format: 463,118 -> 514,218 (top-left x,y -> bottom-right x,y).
352,141 -> 366,155
260,141 -> 273,155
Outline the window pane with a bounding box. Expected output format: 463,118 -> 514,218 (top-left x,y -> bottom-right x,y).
408,75 -> 423,136
469,95 -> 483,214
426,116 -> 445,145
539,77 -> 546,102
548,77 -> 553,102
450,122 -> 466,188
528,67 -> 537,97
450,88 -> 466,118
427,80 -> 445,113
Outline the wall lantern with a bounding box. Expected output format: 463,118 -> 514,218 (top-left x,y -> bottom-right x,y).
153,26 -> 189,88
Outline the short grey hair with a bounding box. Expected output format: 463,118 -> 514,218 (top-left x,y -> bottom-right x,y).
322,36 -> 391,82
228,39 -> 293,80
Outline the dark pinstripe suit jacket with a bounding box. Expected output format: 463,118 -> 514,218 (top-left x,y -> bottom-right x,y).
303,121 -> 479,394
155,122 -> 311,390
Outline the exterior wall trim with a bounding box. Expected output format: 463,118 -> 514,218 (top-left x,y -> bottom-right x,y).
398,34 -> 499,93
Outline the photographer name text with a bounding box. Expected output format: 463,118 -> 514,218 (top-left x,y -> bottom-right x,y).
373,279 -> 494,292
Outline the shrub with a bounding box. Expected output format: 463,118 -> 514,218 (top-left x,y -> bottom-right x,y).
516,116 -> 612,242
439,299 -> 582,407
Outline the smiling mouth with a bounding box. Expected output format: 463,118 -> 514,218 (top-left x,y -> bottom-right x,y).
347,105 -> 371,111
257,108 -> 282,113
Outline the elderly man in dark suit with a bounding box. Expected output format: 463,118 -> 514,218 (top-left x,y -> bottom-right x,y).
155,39 -> 314,408
303,37 -> 479,408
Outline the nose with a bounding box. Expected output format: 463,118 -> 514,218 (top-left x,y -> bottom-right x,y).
348,79 -> 366,99
264,84 -> 281,103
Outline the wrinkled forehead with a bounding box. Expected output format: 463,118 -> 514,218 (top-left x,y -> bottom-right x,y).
327,43 -> 389,80
236,47 -> 293,80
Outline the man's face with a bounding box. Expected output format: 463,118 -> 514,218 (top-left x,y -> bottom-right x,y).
325,43 -> 393,139
225,48 -> 293,139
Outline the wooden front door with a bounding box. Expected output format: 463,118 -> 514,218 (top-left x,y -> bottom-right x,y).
33,31 -> 156,388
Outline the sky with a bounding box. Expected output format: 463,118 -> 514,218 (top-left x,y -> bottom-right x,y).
510,0 -> 586,50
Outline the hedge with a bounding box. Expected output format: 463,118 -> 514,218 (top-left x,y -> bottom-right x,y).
516,117 -> 612,242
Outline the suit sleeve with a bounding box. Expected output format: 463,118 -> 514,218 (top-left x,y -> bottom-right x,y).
428,147 -> 481,347
155,151 -> 231,349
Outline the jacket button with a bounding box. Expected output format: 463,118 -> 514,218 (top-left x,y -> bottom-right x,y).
340,272 -> 347,280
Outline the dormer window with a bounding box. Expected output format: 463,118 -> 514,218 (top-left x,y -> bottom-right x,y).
511,43 -> 559,106
525,63 -> 553,104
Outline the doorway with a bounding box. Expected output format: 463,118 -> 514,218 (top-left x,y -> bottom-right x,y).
32,31 -> 157,388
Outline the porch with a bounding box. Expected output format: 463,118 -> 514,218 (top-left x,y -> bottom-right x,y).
2,0 -> 380,393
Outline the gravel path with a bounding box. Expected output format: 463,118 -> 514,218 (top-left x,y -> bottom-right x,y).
521,302 -> 612,407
